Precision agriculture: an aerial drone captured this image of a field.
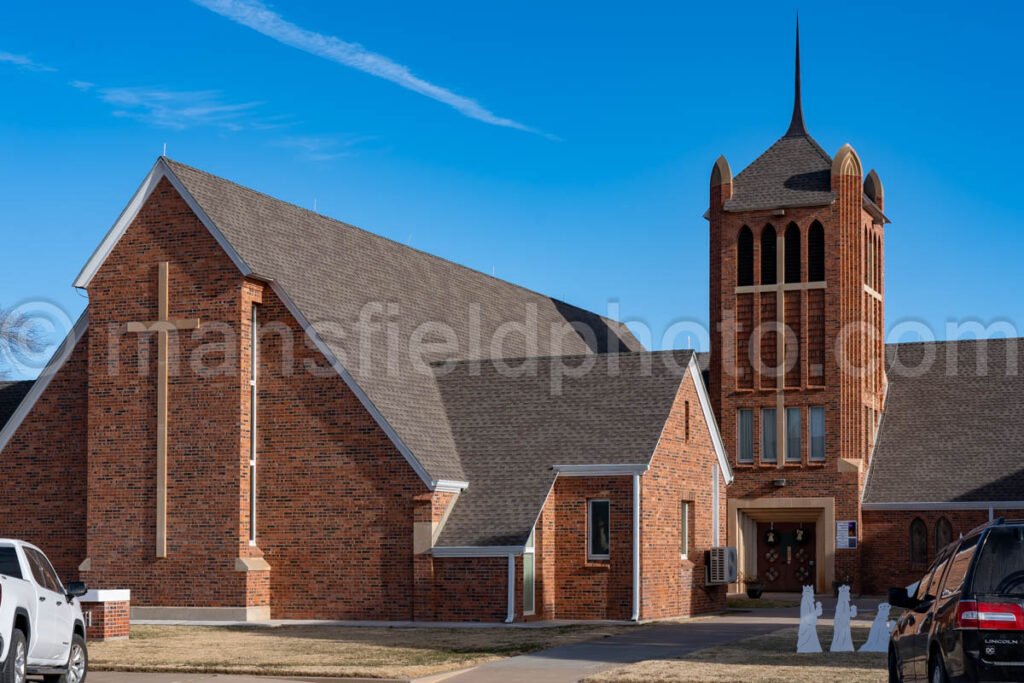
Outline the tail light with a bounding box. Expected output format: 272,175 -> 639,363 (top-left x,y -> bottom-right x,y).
957,600 -> 1024,630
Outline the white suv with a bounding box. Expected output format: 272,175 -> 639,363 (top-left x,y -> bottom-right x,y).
0,540 -> 88,683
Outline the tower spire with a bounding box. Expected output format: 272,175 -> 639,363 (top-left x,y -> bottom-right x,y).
785,14 -> 807,137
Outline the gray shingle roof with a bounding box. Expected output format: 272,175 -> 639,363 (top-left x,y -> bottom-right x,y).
864,339 -> 1024,505
164,159 -> 643,483
434,350 -> 693,547
0,381 -> 33,433
724,134 -> 836,212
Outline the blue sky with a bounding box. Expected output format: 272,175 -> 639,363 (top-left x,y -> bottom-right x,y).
2,0 -> 1023,371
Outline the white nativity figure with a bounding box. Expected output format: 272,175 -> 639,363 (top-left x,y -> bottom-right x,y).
859,602 -> 896,652
797,584 -> 823,653
830,585 -> 858,652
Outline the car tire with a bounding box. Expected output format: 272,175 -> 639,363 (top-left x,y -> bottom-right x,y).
888,645 -> 903,683
43,634 -> 88,683
1,629 -> 27,683
930,651 -> 948,683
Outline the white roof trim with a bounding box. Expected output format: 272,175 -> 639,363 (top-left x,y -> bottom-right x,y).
860,381 -> 891,505
863,501 -> 1024,511
553,463 -> 649,476
688,355 -> 734,483
434,479 -> 470,492
72,158 -> 463,493
431,545 -> 524,558
0,312 -> 89,455
73,158 -> 253,289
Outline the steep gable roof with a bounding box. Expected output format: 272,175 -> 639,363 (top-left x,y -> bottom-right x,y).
863,338 -> 1024,507
433,350 -> 698,547
75,158 -> 642,487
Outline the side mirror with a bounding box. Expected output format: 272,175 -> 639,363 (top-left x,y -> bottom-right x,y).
65,581 -> 88,599
888,586 -> 918,609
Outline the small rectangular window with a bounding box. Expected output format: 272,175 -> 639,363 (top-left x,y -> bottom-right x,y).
786,407 -> 802,462
523,529 -> 535,615
681,501 -> 691,559
761,408 -> 777,463
588,500 -> 610,560
810,407 -> 826,461
737,409 -> 754,463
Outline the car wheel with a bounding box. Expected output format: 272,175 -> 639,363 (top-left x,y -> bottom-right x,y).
888,645 -> 903,683
1,630 -> 27,683
43,634 -> 88,683
930,651 -> 948,683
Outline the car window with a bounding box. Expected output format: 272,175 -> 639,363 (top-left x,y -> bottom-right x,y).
917,552 -> 952,601
972,526 -> 1024,597
0,546 -> 23,579
940,535 -> 979,598
24,548 -> 61,593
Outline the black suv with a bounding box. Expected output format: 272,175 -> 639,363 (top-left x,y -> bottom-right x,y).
889,519 -> 1024,682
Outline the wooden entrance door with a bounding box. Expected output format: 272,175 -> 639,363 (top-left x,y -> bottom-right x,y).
756,522 -> 816,592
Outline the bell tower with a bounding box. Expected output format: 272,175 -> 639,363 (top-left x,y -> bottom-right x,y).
709,19 -> 889,593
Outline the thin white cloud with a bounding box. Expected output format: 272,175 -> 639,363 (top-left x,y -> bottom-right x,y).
272,134 -> 376,162
91,86 -> 262,130
0,51 -> 56,72
190,0 -> 543,136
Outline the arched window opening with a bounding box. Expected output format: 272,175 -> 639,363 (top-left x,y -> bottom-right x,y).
808,222 -> 825,282
737,226 -> 754,287
760,225 -> 777,285
910,518 -> 928,566
784,223 -> 801,283
935,517 -> 953,552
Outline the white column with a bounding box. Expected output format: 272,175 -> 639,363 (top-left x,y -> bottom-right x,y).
632,472 -> 641,622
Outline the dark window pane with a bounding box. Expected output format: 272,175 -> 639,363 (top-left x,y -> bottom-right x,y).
913,523 -> 929,564
786,407 -> 801,462
972,527 -> 1024,597
0,547 -> 22,579
785,224 -> 801,283
761,225 -> 777,285
761,408 -> 777,462
589,500 -> 610,558
941,536 -> 979,598
810,407 -> 826,461
808,222 -> 825,282
738,409 -> 754,463
737,227 -> 754,286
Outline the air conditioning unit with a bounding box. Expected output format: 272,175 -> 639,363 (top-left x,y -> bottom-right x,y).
705,546 -> 738,585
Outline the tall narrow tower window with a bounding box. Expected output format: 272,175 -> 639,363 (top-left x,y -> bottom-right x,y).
784,223 -> 801,283
737,226 -> 754,286
808,221 -> 825,282
249,304 -> 259,546
760,225 -> 777,285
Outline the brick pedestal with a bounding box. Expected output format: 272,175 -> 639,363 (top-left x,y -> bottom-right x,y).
80,589 -> 130,641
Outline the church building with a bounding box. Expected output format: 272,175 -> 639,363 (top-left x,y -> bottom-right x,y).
708,26 -> 1024,596
0,159 -> 730,622
2,24 -> 1023,622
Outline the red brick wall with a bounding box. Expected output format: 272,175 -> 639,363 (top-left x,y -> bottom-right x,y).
0,335 -> 88,582
431,556 -> 508,622
547,476 -> 633,621
81,177 -> 251,607
641,377 -> 727,619
81,600 -> 130,640
860,509 -> 1005,593
252,284 -> 427,619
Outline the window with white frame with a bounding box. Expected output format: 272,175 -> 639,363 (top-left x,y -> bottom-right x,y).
786,407 -> 802,462
810,406 -> 825,461
523,528 -> 535,615
761,408 -> 777,463
681,501 -> 692,559
737,409 -> 754,464
588,500 -> 610,561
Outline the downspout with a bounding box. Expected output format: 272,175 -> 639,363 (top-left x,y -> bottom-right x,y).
505,554 -> 516,623
632,472 -> 641,622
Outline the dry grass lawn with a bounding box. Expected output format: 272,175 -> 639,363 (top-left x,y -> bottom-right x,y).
90,622 -> 641,679
587,626 -> 886,683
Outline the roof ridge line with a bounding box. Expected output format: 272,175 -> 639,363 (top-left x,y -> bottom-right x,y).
430,348 -> 693,367
164,157 -> 630,332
